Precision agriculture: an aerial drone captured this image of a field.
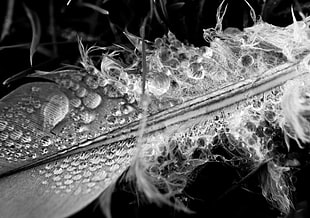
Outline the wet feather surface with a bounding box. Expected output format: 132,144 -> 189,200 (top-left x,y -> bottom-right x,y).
1,16 -> 310,218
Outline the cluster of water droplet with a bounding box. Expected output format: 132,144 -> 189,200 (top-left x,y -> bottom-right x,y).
38,139 -> 136,195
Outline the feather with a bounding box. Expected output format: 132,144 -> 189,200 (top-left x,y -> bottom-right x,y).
1,14 -> 310,218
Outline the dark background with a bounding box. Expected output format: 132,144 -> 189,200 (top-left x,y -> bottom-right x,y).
1,0 -> 310,217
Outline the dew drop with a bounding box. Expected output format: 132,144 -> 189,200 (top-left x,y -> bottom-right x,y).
91,171 -> 107,181
4,140 -> 14,147
82,178 -> 90,183
53,176 -> 62,182
26,107 -> 34,114
85,75 -> 99,89
80,111 -> 96,124
67,166 -> 76,172
0,132 -> 9,141
74,187 -> 82,195
75,87 -> 88,98
64,179 -> 73,185
87,182 -> 97,188
43,94 -> 69,129
40,136 -> 53,147
64,174 -> 72,179
83,171 -> 92,178
10,129 -> 23,140
70,98 -> 82,108
72,174 -> 82,181
44,173 -> 53,178
89,165 -> 98,172
71,160 -> 80,166
53,168 -> 64,175
60,79 -> 74,89
0,120 -> 8,131
20,135 -> 32,143
82,92 -> 102,109
33,100 -> 41,109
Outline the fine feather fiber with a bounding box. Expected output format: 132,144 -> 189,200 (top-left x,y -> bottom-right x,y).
98,8 -> 310,218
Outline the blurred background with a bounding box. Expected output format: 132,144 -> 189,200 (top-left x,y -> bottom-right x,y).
1,0 -> 310,217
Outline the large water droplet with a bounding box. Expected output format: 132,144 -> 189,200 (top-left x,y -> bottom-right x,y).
82,92 -> 102,109
43,94 -> 69,129
75,87 -> 88,98
0,120 -> 8,131
70,98 -> 82,108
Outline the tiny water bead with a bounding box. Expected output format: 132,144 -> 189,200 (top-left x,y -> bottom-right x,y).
0,120 -> 8,131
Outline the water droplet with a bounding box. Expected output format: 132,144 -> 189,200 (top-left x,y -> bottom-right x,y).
75,87 -> 88,98
60,79 -> 74,89
82,92 -> 102,109
74,186 -> 82,195
70,98 -> 82,108
85,75 -> 99,89
89,165 -> 98,172
110,164 -> 120,171
82,178 -> 90,183
71,73 -> 83,81
10,129 -> 23,140
33,100 -> 41,109
4,140 -> 14,147
64,179 -> 73,185
87,182 -> 96,188
72,174 -> 82,181
70,83 -> 80,91
43,94 -> 69,129
0,132 -> 9,141
67,166 -> 76,172
40,136 -> 53,147
90,156 -> 101,165
69,159 -> 80,166
53,168 -> 63,175
32,86 -> 40,92
64,174 -> 72,179
53,176 -> 62,182
83,171 -> 92,178
6,124 -> 15,131
80,111 -> 96,124
26,107 -> 34,114
78,162 -> 88,170
0,120 -> 8,131
20,135 -> 32,143
44,173 -> 53,178
91,171 -> 107,181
